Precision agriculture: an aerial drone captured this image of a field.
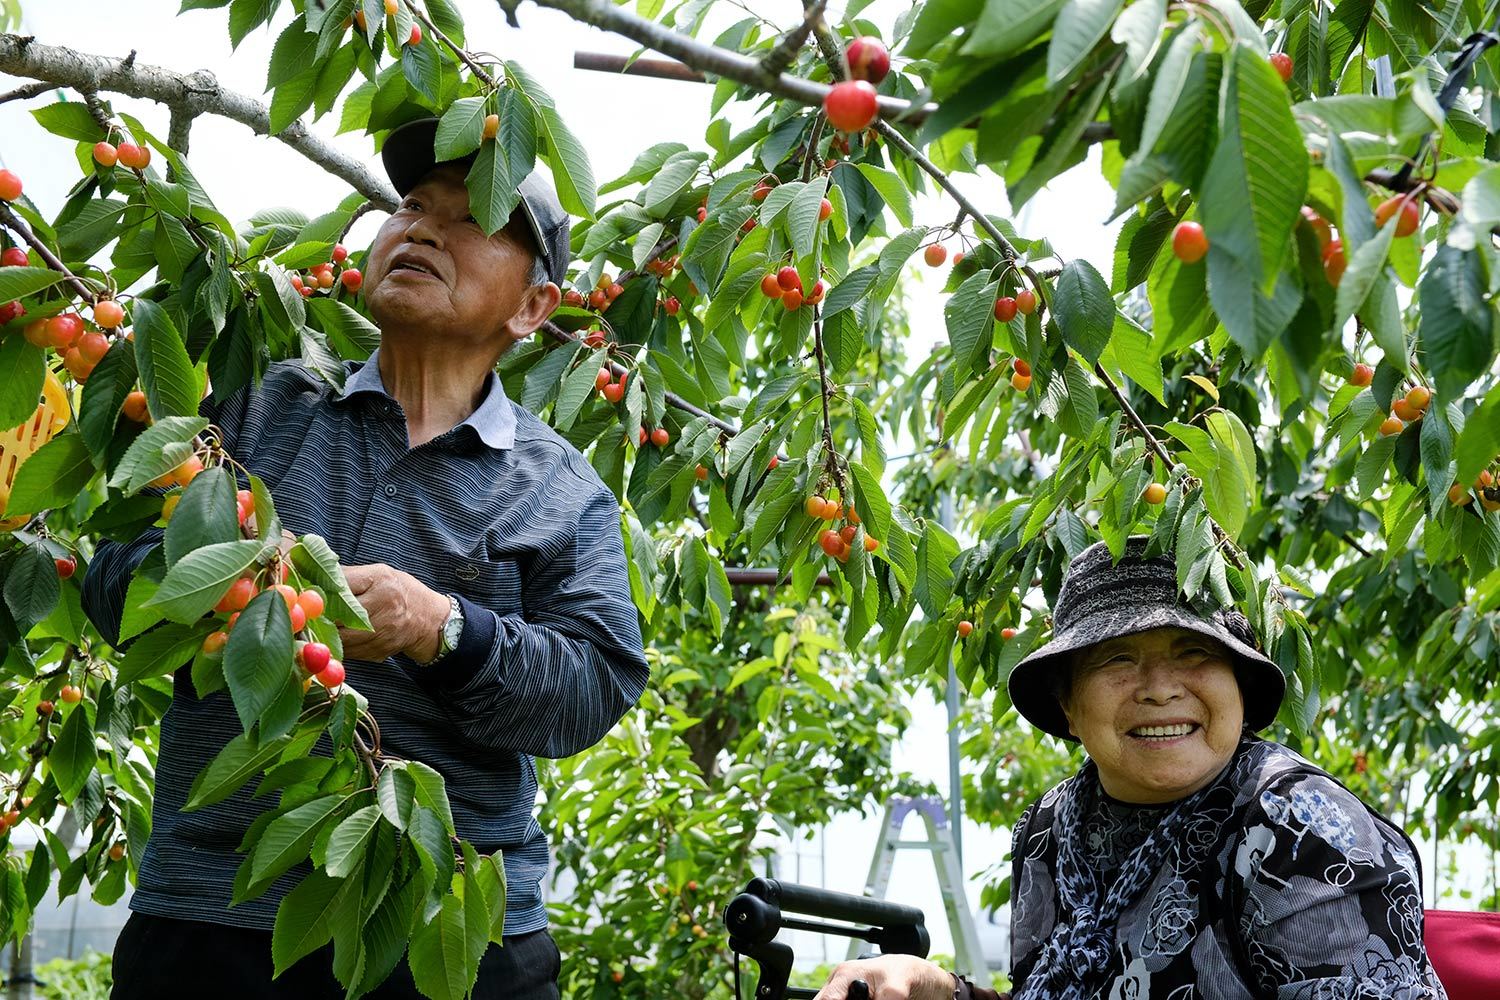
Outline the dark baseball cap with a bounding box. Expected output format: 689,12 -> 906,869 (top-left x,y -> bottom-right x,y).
380,117 -> 570,287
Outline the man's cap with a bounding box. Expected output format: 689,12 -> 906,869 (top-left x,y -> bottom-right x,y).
1007,537 -> 1285,742
380,117 -> 570,287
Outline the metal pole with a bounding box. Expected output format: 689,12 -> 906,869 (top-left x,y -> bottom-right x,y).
940,490 -> 963,865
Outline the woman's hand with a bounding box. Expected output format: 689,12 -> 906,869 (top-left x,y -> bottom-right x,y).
814,956 -> 955,999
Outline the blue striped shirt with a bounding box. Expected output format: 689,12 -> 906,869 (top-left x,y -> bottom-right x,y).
82,350 -> 649,936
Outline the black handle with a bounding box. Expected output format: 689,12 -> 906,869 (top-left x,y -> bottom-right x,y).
747,877 -> 926,928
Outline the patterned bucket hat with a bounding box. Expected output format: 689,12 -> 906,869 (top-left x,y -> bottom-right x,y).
1007,537 -> 1285,741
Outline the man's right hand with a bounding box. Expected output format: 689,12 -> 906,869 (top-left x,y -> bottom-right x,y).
815,956 -> 956,999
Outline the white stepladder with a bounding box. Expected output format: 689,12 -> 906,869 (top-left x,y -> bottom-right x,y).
846,795 -> 986,978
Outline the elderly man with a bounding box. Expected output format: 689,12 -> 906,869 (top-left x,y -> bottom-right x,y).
84,118 -> 649,999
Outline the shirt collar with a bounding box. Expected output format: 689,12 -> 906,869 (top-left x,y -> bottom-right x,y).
336,347 -> 516,451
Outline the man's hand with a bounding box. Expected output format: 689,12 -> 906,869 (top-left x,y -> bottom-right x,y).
337,563 -> 450,664
814,957 -> 955,1000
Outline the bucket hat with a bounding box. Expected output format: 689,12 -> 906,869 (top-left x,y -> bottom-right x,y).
1008,537 -> 1285,741
380,117 -> 571,287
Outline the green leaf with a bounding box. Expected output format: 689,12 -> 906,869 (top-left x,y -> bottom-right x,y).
944,272 -> 999,385
4,433 -> 95,517
116,621 -> 208,684
184,729 -> 292,811
250,795 -> 342,886
848,463 -> 892,546
31,102 -> 104,142
465,139 -> 521,238
787,177 -> 828,259
324,804 -> 380,878
306,297 -> 379,359
1455,383 -> 1500,485
493,88 -> 538,198
289,535 -> 372,629
434,96 -> 486,161
1332,213 -> 1395,333
118,570 -> 166,644
224,588 -> 294,732
0,266 -> 67,302
78,340 -> 139,461
164,465 -> 240,567
401,763 -> 454,839
146,538 -> 269,624
506,63 -> 595,219
1047,0 -> 1124,83
408,894 -> 477,1000
132,299 -> 201,420
267,15 -> 317,89
377,763 -> 415,831
401,34 -> 442,105
964,0 -> 1067,60
0,333 -> 46,434
1040,357 -> 1099,438
913,520 -> 960,619
109,416 -> 209,494
48,701 -> 96,803
1419,245 -> 1495,403
1199,43 -> 1308,293
272,869 -> 348,977
268,64 -> 319,134
4,543 -> 59,631
1052,258 -> 1114,364
643,151 -> 706,219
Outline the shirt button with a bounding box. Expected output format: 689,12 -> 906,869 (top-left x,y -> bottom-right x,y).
385,484 -> 397,497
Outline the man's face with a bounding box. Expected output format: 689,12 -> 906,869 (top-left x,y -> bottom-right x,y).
1061,627 -> 1244,804
363,163 -> 558,348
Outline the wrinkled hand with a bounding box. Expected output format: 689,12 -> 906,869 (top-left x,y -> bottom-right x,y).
336,563 -> 449,663
815,956 -> 955,1000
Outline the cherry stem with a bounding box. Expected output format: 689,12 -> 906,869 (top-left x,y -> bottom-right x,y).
401,0 -> 498,89
0,202 -> 103,303
8,646 -> 75,813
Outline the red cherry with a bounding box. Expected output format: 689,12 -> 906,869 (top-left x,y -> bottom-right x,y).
77,332 -> 110,365
301,642 -> 331,675
1349,363 -> 1373,387
956,621 -> 973,638
1171,221 -> 1208,264
823,80 -> 879,132
1323,240 -> 1347,286
651,427 -> 670,447
340,268 -> 363,291
60,684 -> 83,704
588,289 -> 608,309
695,465 -> 708,481
696,206 -> 707,223
1,247 -> 27,267
806,280 -> 826,305
846,36 -> 891,85
782,288 -> 804,310
331,244 -> 349,264
768,456 -> 780,470
1001,627 -> 1018,640
408,24 -> 422,45
317,659 -> 346,688
116,143 -> 150,170
0,301 -> 24,325
993,297 -> 1018,323
1270,52 -> 1293,83
23,321 -> 48,347
924,244 -> 947,267
818,198 -> 832,221
93,299 -> 125,328
819,530 -> 844,557
760,274 -> 783,298
55,556 -> 77,579
1015,289 -> 1037,314
289,603 -> 307,632
0,170 -> 22,201
1014,358 -> 1032,377
595,367 -> 611,391
663,296 -> 681,316
215,577 -> 256,614
603,382 -> 625,404
36,700 -> 54,717
1300,206 -> 1333,249
122,390 -> 149,422
297,589 -> 325,619
93,142 -> 118,168
46,314 -> 84,349
563,289 -> 584,307
776,266 -> 802,292
583,330 -> 606,348
751,183 -> 772,202
201,631 -> 228,655
1374,195 -> 1420,238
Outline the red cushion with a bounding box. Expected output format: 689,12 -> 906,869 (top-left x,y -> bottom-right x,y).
1424,909 -> 1500,1000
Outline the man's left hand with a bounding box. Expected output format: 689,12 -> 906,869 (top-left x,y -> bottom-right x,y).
338,563 -> 449,664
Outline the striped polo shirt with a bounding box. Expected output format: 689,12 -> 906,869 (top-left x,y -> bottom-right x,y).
81,349 -> 649,936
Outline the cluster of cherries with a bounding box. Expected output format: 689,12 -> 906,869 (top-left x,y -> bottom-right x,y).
92,137 -> 153,173
562,273 -> 625,313
156,457 -> 347,690
956,619 -> 1018,640
805,495 -> 877,563
288,244 -> 362,297
595,366 -> 628,404
821,36 -> 890,133
760,266 -> 827,310
1375,384 -> 1432,438
6,244 -> 128,382
343,0 -> 419,43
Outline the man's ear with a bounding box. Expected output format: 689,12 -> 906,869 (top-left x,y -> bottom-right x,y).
502,281 -> 562,343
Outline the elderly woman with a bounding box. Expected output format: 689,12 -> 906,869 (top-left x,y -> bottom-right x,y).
817,539 -> 1448,999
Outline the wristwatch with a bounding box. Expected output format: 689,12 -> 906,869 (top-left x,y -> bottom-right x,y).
417,594 -> 464,666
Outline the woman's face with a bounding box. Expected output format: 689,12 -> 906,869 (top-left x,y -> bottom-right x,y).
1061,627 -> 1244,804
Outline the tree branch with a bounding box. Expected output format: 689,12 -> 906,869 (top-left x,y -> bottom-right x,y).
521,0 -> 937,124
0,33 -> 398,211
0,202 -> 102,302
761,0 -> 826,79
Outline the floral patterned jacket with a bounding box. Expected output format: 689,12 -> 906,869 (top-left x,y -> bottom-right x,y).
956,736 -> 1448,1000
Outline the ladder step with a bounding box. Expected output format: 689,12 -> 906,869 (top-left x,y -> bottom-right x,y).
887,840 -> 946,850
